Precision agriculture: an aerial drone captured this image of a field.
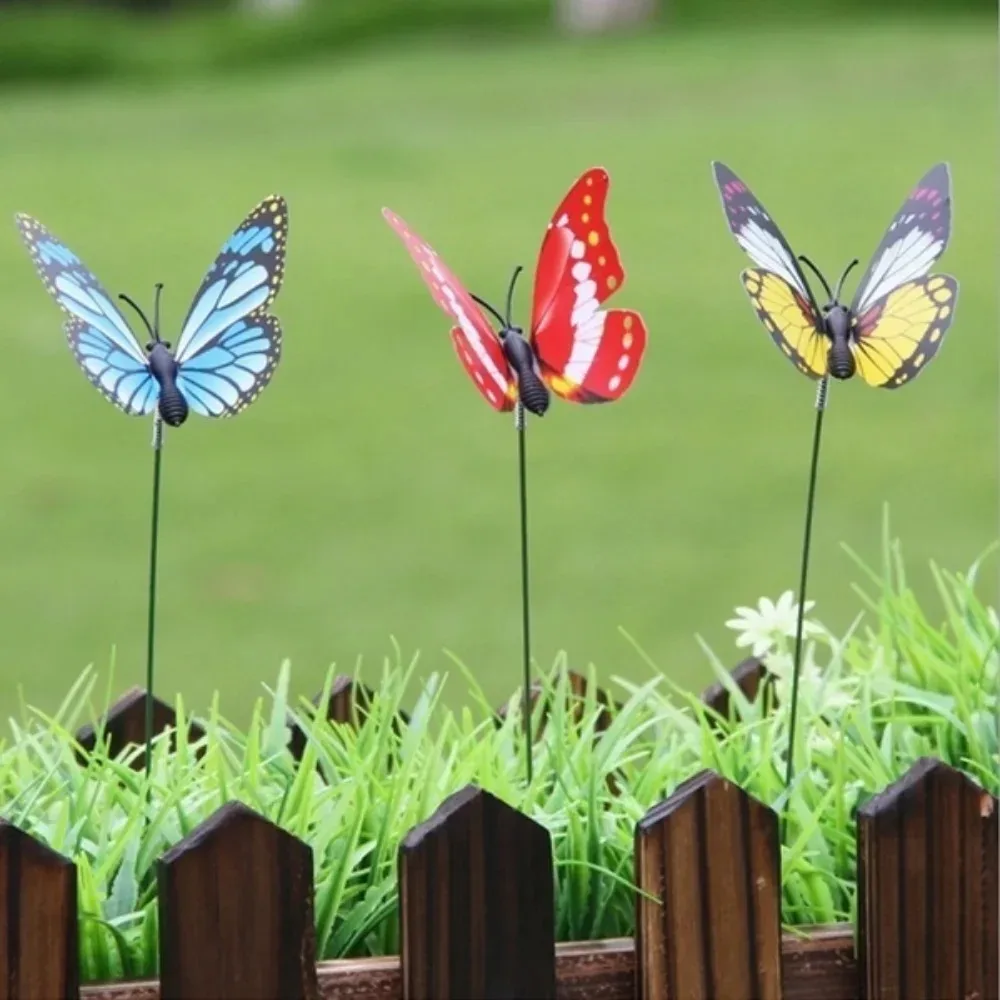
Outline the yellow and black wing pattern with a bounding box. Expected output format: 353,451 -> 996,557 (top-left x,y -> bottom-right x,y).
742,268 -> 827,379
851,275 -> 958,389
848,163 -> 956,389
712,161 -> 828,377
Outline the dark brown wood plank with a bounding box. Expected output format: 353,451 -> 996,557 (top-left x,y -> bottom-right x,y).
700,657 -> 771,721
157,801 -> 318,1000
75,686 -> 205,770
399,784 -> 556,999
635,770 -> 782,1000
781,925 -> 857,1000
0,821 -> 78,1000
857,756 -> 999,1000
555,939 -> 635,1000
80,927 -> 858,1000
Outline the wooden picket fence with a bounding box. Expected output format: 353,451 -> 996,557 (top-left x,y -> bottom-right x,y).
1,660 -> 997,1000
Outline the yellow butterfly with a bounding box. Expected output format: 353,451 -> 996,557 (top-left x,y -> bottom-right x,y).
712,162 -> 958,388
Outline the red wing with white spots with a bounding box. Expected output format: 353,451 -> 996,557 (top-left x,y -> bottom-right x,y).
382,208 -> 516,412
529,168 -> 648,403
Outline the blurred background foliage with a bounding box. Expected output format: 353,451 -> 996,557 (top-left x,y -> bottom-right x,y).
0,0 -> 994,725
0,0 -> 989,87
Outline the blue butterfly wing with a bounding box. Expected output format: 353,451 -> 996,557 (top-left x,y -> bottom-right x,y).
174,192 -> 287,359
16,215 -> 149,365
15,213 -> 156,415
176,314 -> 282,417
66,318 -> 159,415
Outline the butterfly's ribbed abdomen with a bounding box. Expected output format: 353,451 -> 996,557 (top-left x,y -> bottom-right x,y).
827,340 -> 856,380
517,370 -> 550,417
825,308 -> 856,381
159,387 -> 189,427
148,342 -> 189,426
501,329 -> 550,416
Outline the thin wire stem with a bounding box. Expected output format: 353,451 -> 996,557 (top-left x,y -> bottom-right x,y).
144,414 -> 164,782
782,375 -> 829,832
515,402 -> 533,785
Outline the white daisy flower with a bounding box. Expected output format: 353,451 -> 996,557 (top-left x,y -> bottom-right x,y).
724,590 -> 820,658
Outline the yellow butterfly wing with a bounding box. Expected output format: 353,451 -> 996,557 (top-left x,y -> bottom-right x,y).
850,275 -> 958,389
741,268 -> 827,379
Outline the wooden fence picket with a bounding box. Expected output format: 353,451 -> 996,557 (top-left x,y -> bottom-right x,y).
399,784 -> 557,999
0,820 -> 78,1000
634,769 -> 783,1000
157,801 -> 318,1000
857,756 -> 999,1000
75,686 -> 205,769
700,656 -> 771,721
495,667 -> 618,737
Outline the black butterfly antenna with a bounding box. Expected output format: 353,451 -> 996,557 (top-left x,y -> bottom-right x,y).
797,255 -> 834,302
119,292 -> 156,343
471,292 -> 508,329
505,265 -> 523,328
833,258 -> 860,302
152,282 -> 170,348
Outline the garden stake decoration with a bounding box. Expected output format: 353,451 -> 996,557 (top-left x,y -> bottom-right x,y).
384,168 -> 647,783
712,161 -> 957,809
15,197 -> 288,777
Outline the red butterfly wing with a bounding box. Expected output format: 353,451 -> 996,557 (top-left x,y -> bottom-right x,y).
529,168 -> 647,403
383,208 -> 516,412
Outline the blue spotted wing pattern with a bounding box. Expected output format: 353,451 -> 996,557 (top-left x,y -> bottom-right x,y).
15,214 -> 159,415
173,195 -> 287,417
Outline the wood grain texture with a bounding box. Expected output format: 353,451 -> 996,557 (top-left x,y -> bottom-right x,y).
857,756 -> 999,1000
399,784 -> 556,999
79,927 -> 859,1000
780,926 -> 857,1000
157,801 -> 318,1000
700,657 -> 771,722
75,686 -> 205,770
0,821 -> 78,1000
635,769 -> 782,1000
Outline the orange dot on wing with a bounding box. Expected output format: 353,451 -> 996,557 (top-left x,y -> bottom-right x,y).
583,194 -> 593,206
598,255 -> 606,266
607,276 -> 618,290
623,315 -> 633,331
582,213 -> 590,224
588,231 -> 599,246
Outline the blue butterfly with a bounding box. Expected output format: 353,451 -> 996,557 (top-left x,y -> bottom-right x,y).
15,195 -> 288,427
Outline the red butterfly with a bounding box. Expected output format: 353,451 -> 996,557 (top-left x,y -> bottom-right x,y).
382,167 -> 647,417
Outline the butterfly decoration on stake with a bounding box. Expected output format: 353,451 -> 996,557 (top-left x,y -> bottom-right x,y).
712,161 -> 957,388
15,195 -> 289,775
711,161 -> 959,822
383,167 -> 648,417
383,167 -> 648,783
15,197 -> 288,427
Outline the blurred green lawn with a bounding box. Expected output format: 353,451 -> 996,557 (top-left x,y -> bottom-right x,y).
0,17 -> 994,724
